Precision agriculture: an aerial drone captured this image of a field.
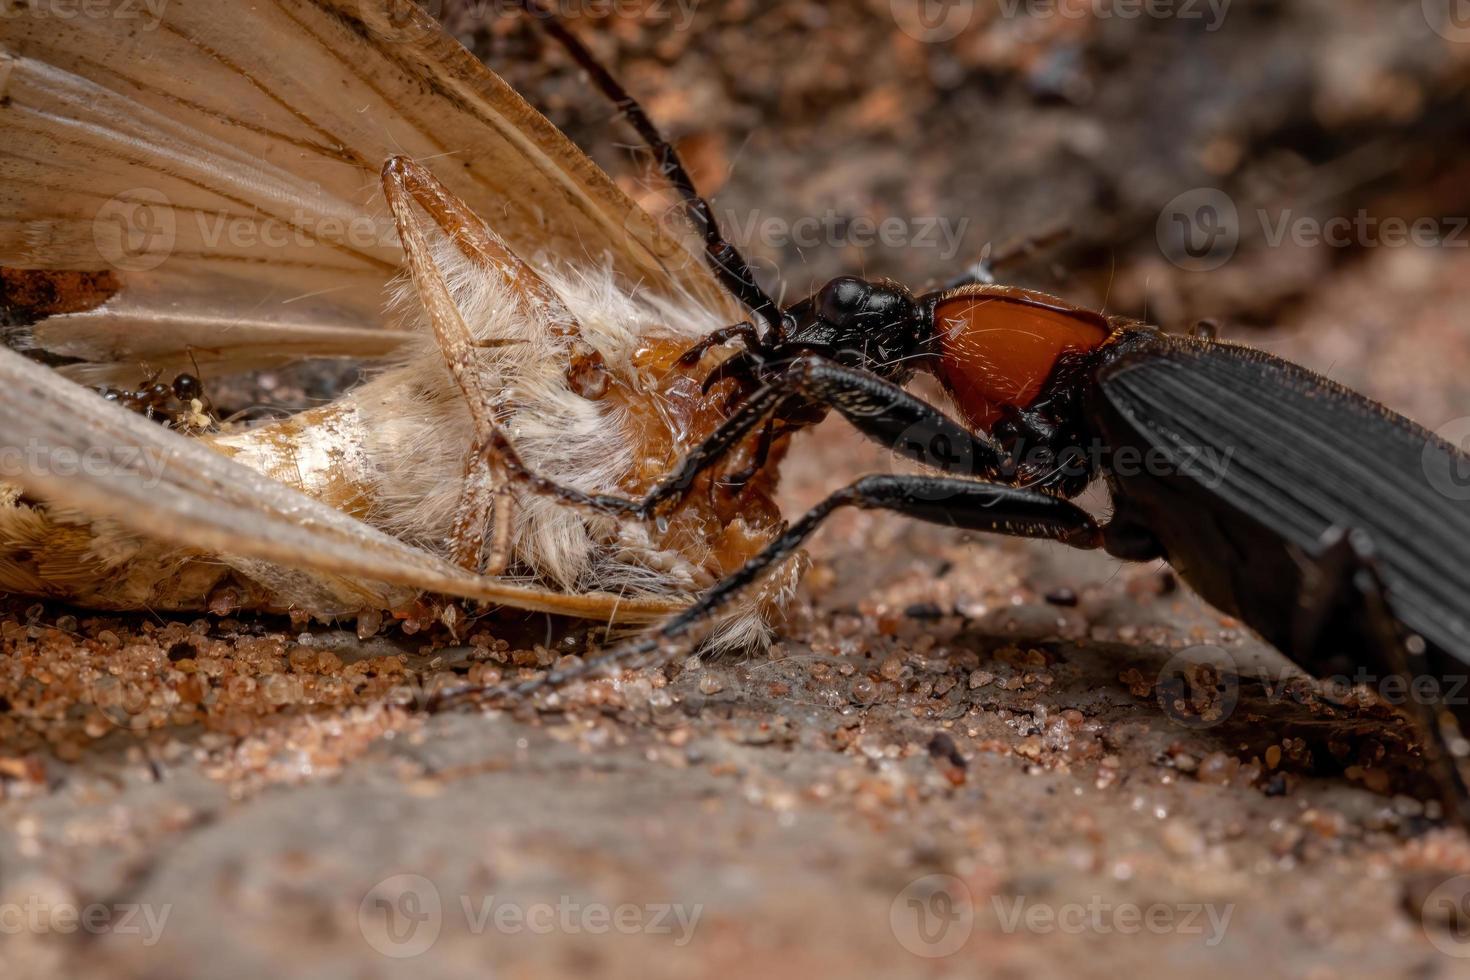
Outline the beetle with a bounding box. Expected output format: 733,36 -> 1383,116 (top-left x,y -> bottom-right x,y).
443,1 -> 1470,816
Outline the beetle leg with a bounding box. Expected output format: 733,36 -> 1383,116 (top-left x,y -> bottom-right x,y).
512,0 -> 783,338
490,353 -> 1022,523
1299,528 -> 1470,825
432,474 -> 1100,707
677,322 -> 764,367
718,418 -> 796,496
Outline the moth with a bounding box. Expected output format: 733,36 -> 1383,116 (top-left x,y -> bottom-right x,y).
0,0 -> 802,645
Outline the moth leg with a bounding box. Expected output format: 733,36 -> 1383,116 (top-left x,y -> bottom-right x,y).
432,474 -> 1099,708
1297,528 -> 1470,826
381,156 -> 578,574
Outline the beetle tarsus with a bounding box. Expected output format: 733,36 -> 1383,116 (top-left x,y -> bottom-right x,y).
1298,527 -> 1470,824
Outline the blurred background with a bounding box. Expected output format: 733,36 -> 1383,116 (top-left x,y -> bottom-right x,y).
465,0 -> 1470,426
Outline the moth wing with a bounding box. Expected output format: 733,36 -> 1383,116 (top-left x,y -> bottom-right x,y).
0,346 -> 681,622
0,0 -> 734,381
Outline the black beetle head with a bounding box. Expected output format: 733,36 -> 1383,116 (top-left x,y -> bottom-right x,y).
780,276 -> 927,378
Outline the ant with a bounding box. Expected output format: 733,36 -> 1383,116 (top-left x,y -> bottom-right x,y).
99,368 -> 215,433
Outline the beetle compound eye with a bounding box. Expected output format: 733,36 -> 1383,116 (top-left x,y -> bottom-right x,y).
817,276 -> 871,323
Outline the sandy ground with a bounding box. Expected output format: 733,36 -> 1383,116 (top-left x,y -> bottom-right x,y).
6,1 -> 1470,977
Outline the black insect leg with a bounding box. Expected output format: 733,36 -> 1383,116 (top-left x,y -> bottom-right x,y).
431,474 -> 1101,707
719,417 -> 796,495
512,0 -> 783,336
677,322 -> 764,367
490,354 -> 1017,522
1298,528 -> 1470,825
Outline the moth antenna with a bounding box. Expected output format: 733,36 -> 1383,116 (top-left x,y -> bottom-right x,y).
511,0 -> 785,340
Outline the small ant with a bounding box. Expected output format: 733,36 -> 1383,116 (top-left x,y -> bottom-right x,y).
99,368 -> 215,432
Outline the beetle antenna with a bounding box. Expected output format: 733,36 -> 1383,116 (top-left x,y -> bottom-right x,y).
945,226 -> 1072,290
511,0 -> 785,339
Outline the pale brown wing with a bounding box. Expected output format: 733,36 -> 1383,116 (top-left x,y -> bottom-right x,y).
0,346 -> 682,622
0,0 -> 734,381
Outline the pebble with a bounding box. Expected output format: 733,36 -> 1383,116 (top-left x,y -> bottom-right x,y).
1161,820 -> 1205,858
